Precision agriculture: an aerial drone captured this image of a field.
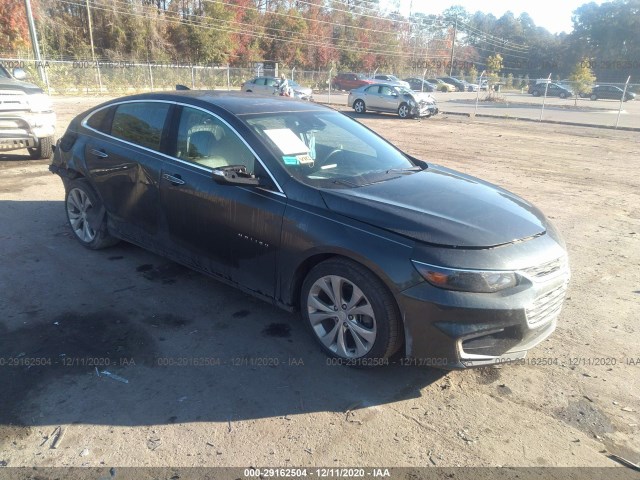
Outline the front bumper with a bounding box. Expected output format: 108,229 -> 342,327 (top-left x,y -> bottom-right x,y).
0,111 -> 56,152
398,260 -> 569,369
412,103 -> 439,118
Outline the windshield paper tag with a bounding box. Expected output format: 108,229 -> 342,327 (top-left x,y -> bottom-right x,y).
264,129 -> 309,155
282,156 -> 299,165
297,154 -> 314,165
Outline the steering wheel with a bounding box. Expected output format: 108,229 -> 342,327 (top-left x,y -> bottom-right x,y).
323,149 -> 343,166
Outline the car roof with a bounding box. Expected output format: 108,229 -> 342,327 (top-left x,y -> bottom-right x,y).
96,91 -> 328,116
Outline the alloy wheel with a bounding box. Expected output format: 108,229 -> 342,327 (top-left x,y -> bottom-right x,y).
307,275 -> 377,358
66,187 -> 97,243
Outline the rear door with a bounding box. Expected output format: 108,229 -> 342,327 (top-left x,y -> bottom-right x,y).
82,101 -> 171,242
159,104 -> 287,296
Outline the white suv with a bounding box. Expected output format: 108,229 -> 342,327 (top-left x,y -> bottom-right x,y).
0,65 -> 55,159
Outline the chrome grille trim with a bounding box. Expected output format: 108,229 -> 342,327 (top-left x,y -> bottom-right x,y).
526,282 -> 567,326
521,256 -> 567,280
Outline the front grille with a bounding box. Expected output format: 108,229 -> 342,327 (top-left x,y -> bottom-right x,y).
522,257 -> 567,279
526,283 -> 567,326
0,90 -> 29,111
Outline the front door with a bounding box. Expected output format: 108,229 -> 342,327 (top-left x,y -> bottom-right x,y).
159,105 -> 287,298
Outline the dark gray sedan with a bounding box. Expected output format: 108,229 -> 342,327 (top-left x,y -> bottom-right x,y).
50,91 -> 569,368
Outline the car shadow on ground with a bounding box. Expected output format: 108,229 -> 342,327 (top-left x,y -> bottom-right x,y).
0,200 -> 445,432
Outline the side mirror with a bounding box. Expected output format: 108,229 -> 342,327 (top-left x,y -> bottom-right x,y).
212,165 -> 261,186
13,68 -> 27,80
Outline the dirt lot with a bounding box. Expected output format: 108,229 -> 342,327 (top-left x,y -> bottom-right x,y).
0,98 -> 639,475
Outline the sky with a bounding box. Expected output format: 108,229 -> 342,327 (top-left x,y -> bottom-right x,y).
390,0 -> 598,34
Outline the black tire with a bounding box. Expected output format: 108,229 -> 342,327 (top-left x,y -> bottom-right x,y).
353,99 -> 366,114
300,258 -> 402,364
559,92 -> 567,99
28,136 -> 54,160
532,90 -> 541,97
397,103 -> 411,119
65,178 -> 119,250
590,94 -> 597,101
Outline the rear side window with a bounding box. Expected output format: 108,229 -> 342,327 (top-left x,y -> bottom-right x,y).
85,106 -> 113,133
111,102 -> 170,151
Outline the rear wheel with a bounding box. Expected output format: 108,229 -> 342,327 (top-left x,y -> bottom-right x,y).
559,92 -> 567,99
301,259 -> 402,364
65,178 -> 118,250
28,136 -> 54,160
353,99 -> 366,114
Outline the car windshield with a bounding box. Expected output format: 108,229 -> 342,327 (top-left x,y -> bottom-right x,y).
241,110 -> 418,188
0,65 -> 11,78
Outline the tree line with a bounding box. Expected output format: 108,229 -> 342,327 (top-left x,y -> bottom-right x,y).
1,0 -> 638,82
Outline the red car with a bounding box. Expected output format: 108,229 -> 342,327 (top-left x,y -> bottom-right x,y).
331,73 -> 373,91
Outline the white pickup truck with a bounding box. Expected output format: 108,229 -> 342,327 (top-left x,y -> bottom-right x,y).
0,64 -> 55,159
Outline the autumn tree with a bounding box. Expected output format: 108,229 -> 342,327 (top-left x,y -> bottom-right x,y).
568,58 -> 596,105
0,0 -> 31,53
486,53 -> 503,96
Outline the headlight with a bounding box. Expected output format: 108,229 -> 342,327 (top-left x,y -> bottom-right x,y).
28,93 -> 53,113
412,261 -> 518,293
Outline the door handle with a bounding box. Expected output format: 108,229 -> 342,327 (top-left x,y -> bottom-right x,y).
90,148 -> 108,158
163,173 -> 185,185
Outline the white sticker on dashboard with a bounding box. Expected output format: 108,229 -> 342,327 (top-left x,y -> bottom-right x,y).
264,129 -> 310,155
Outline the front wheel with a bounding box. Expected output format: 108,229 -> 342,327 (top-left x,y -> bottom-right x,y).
65,179 -> 119,250
590,94 -> 597,101
353,99 -> 366,114
532,90 -> 541,97
398,103 -> 411,119
28,136 -> 54,159
301,259 -> 402,363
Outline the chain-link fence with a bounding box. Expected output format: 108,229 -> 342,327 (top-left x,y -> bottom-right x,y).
0,57 -> 341,95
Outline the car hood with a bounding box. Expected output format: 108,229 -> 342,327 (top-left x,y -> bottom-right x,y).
0,77 -> 42,94
320,166 -> 547,248
407,91 -> 435,103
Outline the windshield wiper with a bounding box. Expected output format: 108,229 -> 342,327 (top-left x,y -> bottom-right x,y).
385,166 -> 423,174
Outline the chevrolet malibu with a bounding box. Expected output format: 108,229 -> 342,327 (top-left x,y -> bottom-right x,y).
50,92 -> 570,368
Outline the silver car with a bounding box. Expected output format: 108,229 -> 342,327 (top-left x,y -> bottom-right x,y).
241,76 -> 279,94
348,84 -> 438,119
241,76 -> 313,101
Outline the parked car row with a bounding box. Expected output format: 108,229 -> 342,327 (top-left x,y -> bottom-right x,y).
528,81 -> 636,101
331,73 -> 482,93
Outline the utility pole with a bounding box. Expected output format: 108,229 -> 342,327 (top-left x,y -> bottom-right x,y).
24,0 -> 46,82
448,15 -> 457,76
85,0 -> 103,91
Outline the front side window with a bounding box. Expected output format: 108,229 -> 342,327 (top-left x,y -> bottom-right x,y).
174,106 -> 255,173
242,110 -> 416,188
111,102 -> 169,151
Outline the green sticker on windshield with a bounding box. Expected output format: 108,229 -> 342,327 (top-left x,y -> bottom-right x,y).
282,156 -> 299,165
